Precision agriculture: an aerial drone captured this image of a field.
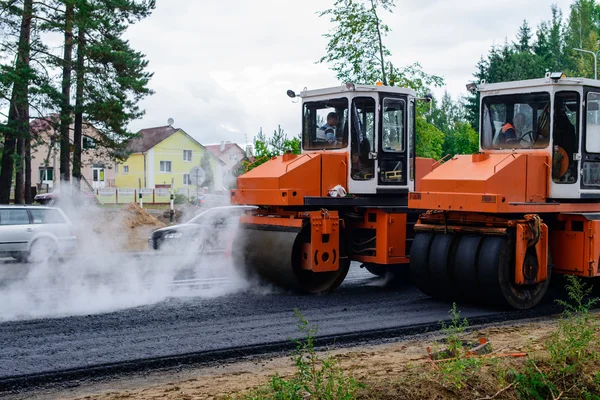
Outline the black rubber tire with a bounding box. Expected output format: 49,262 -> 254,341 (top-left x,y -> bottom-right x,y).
454,235 -> 483,301
428,234 -> 458,299
410,232 -> 435,297
478,236 -> 551,309
28,238 -> 57,263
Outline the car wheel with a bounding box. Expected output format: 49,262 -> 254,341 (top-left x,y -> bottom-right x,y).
29,238 -> 57,263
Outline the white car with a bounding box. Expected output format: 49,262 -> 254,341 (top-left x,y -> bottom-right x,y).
0,205 -> 77,262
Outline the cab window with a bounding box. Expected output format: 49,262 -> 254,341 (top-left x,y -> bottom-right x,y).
303,98 -> 348,151
382,98 -> 405,152
586,92 -> 600,153
481,92 -> 550,150
552,91 -> 579,184
350,97 -> 375,180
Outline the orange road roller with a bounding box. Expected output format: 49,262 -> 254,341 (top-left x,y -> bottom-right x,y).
230,83 -> 435,293
409,72 -> 600,309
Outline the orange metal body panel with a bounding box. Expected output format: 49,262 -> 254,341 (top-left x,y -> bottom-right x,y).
346,209 -> 408,265
301,211 -> 340,273
231,152 -> 348,206
419,153 -> 531,198
410,152 -> 600,214
320,153 -> 348,197
515,222 -> 548,285
415,157 -> 436,192
550,215 -> 600,277
410,153 -> 552,213
239,214 -> 303,229
525,156 -> 549,203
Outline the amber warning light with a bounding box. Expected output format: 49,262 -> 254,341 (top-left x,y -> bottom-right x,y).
409,193 -> 422,200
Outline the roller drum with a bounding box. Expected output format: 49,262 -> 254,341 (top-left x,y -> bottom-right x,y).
233,224 -> 349,294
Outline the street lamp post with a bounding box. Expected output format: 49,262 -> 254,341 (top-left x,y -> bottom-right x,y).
573,47 -> 598,80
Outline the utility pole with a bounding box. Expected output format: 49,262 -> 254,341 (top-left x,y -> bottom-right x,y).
573,47 -> 598,80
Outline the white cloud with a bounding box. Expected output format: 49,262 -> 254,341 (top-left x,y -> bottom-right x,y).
126,0 -> 575,144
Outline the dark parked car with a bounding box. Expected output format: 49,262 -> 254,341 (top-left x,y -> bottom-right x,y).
148,205 -> 256,254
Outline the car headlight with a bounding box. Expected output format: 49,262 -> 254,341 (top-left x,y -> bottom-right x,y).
165,232 -> 182,239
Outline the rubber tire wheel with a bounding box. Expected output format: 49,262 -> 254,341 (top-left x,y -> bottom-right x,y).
478,236 -> 551,309
29,238 -> 57,263
410,232 -> 435,297
454,235 -> 483,301
363,264 -> 386,277
428,234 -> 458,300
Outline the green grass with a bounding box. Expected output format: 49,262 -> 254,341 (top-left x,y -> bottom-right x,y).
233,310 -> 363,400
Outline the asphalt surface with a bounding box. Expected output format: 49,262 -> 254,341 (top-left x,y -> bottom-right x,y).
0,254 -> 563,388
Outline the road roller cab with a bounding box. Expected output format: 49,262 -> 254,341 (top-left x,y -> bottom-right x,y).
409,73 -> 600,309
232,83 -> 422,204
231,83 -> 434,294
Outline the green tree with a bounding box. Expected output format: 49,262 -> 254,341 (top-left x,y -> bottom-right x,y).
244,126 -> 300,172
416,118 -> 444,159
0,0 -> 33,203
71,0 -> 155,189
318,0 -> 395,85
564,0 -> 599,77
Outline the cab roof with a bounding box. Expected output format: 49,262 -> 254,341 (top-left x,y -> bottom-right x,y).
299,84 -> 416,99
479,76 -> 600,94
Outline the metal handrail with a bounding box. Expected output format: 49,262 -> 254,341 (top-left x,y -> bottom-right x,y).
244,156 -> 270,172
432,154 -> 453,168
493,153 -> 517,173
285,153 -> 313,173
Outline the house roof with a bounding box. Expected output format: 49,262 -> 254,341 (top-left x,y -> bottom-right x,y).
126,125 -> 226,165
205,142 -> 245,158
126,125 -> 179,153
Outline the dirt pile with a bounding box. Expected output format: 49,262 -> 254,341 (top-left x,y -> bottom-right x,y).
120,203 -> 166,250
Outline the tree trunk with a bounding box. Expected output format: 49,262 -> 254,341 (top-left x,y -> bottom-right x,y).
73,24 -> 85,192
25,138 -> 32,204
60,1 -> 74,184
0,0 -> 33,204
14,138 -> 24,204
370,0 -> 387,86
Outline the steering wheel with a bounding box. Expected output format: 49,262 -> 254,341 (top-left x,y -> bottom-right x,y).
506,130 -> 536,145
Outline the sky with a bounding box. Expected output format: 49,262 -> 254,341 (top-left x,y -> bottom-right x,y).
125,0 -> 575,147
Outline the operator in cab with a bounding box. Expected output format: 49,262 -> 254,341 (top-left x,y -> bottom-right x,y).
317,112 -> 339,145
500,119 -> 517,143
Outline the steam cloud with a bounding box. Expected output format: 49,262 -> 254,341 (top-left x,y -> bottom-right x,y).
0,190 -> 266,322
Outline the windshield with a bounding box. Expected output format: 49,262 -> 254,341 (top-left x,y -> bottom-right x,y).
481,92 -> 551,149
303,98 -> 348,150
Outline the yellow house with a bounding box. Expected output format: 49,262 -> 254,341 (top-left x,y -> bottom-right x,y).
114,125 -> 225,191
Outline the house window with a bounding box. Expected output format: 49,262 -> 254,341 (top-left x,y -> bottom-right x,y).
160,161 -> 172,172
229,153 -> 238,161
115,163 -> 119,174
83,136 -> 96,149
183,174 -> 191,185
183,150 -> 192,162
123,165 -> 129,174
39,167 -> 54,182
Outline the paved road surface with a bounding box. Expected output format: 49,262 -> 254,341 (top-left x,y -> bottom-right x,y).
0,256 -> 561,380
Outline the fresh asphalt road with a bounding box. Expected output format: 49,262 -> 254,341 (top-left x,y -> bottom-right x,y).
0,255 -> 561,380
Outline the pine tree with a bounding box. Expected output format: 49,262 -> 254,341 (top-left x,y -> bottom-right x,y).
516,20 -> 533,52
0,0 -> 33,204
